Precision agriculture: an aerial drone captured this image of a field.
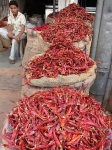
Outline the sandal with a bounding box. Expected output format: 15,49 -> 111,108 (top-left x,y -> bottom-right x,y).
9,59 -> 15,64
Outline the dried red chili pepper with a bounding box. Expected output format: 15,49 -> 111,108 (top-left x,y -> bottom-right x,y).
25,39 -> 95,81
54,3 -> 94,23
2,86 -> 112,150
40,17 -> 92,43
32,23 -> 49,31
0,21 -> 6,27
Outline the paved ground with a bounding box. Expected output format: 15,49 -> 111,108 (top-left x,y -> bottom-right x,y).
0,49 -> 23,148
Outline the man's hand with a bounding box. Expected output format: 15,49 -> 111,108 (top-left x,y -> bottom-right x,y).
13,34 -> 21,41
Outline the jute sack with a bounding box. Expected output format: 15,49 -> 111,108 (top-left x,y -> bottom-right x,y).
22,29 -> 50,68
21,77 -> 51,97
25,54 -> 97,88
36,33 -> 92,55
73,34 -> 92,55
26,29 -> 50,50
26,68 -> 96,88
22,72 -> 96,98
47,15 -> 94,28
0,35 -> 11,48
0,37 -> 4,51
46,16 -> 55,24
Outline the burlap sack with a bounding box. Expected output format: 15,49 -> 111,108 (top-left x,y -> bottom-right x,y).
47,15 -> 94,27
73,34 -> 92,55
46,16 -> 55,24
0,37 -> 4,51
21,77 -> 51,97
39,31 -> 92,55
0,35 -> 11,48
22,27 -> 92,69
36,31 -> 92,54
22,72 -> 96,98
22,29 -> 51,68
25,54 -> 97,88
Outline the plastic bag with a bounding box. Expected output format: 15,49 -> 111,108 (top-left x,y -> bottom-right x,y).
37,17 -> 43,26
25,21 -> 36,29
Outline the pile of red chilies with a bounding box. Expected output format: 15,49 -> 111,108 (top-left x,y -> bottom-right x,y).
40,17 -> 92,43
2,16 -> 8,21
0,21 -> 6,27
2,86 -> 112,150
48,12 -> 59,19
54,3 -> 94,23
32,23 -> 49,31
26,37 -> 95,79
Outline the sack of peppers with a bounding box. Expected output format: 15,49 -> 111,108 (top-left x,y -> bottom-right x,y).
32,16 -> 92,52
2,86 -> 112,150
22,3 -> 94,68
47,3 -> 94,26
22,33 -> 96,90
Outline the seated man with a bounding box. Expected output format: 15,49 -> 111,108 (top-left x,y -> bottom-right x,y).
8,0 -> 26,64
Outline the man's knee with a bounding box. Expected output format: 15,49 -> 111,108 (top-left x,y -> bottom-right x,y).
12,39 -> 17,44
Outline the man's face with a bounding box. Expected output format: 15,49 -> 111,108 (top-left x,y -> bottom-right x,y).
10,5 -> 19,15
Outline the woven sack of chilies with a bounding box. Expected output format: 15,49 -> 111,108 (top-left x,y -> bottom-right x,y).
47,3 -> 94,27
23,36 -> 97,91
21,73 -> 95,98
23,12 -> 93,69
0,36 -> 10,52
22,28 -> 50,68
33,16 -> 93,55
22,22 -> 91,68
0,35 -> 11,48
2,86 -> 112,150
21,77 -> 52,97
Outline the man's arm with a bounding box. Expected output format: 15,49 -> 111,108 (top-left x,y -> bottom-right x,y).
7,24 -> 14,38
14,25 -> 25,41
17,25 -> 25,37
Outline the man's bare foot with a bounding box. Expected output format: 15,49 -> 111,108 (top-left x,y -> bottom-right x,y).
9,59 -> 15,64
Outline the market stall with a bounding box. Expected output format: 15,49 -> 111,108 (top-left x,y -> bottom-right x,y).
2,2 -> 112,150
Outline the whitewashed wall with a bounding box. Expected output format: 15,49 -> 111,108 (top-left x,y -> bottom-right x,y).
58,0 -> 78,11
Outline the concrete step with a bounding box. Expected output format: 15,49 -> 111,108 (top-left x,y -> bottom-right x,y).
0,68 -> 23,90
0,49 -> 22,68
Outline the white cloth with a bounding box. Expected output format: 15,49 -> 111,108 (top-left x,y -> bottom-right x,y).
8,12 -> 26,32
9,31 -> 26,60
0,28 -> 10,40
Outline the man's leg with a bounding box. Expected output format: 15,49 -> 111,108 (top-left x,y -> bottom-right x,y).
19,33 -> 26,59
9,38 -> 19,63
9,31 -> 26,63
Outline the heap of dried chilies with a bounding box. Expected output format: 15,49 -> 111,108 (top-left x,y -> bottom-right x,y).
54,3 -> 94,23
0,21 -> 6,27
2,16 -> 8,21
40,17 -> 92,43
2,86 -> 112,150
26,35 -> 95,79
32,23 -> 49,31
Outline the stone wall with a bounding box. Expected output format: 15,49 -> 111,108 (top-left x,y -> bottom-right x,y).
0,0 -> 9,20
